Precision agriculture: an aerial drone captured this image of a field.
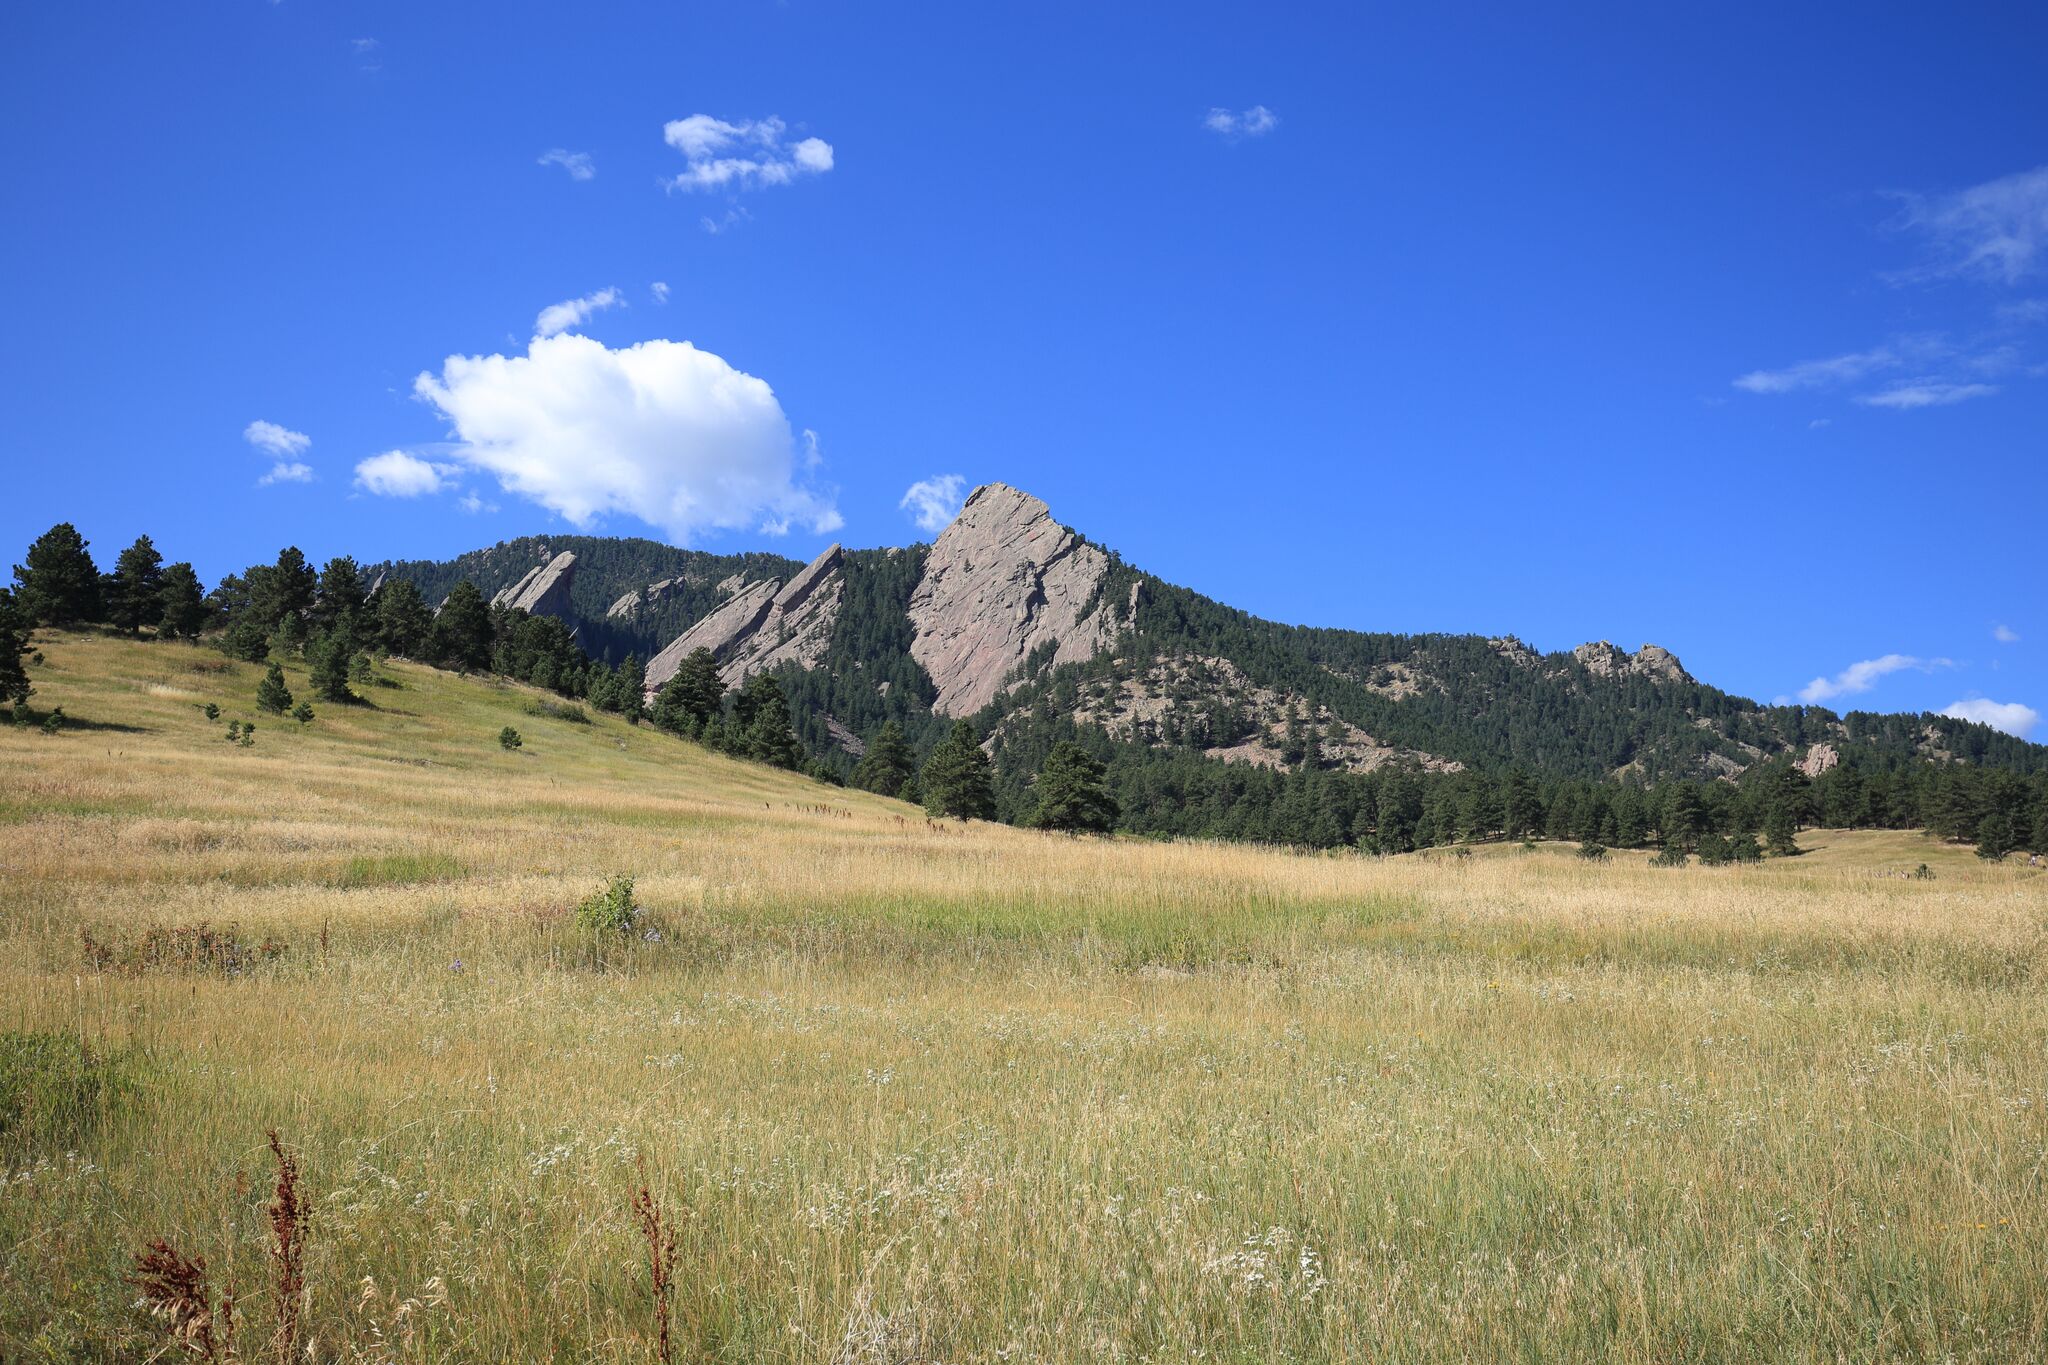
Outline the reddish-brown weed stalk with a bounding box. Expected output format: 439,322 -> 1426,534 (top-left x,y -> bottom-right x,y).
631,1177 -> 681,1365
128,1238 -> 235,1362
267,1129 -> 309,1365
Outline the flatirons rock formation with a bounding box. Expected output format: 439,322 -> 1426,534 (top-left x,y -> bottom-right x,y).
491,550 -> 578,621
643,544 -> 844,693
907,483 -> 1120,716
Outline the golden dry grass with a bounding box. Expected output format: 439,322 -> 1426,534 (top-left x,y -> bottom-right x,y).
3,632 -> 2046,1362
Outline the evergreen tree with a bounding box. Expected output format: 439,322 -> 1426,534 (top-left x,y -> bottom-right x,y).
105,534 -> 165,634
13,523 -> 101,625
618,655 -> 646,725
246,547 -> 318,632
649,675 -> 697,736
219,613 -> 270,663
0,588 -> 32,707
1975,811 -> 2015,861
850,720 -> 916,797
671,649 -> 726,731
921,720 -> 998,820
314,556 -> 369,636
375,578 -> 433,657
431,580 -> 494,672
309,629 -> 356,703
1763,802 -> 1802,857
1501,768 -> 1542,840
156,562 -> 208,640
2032,806 -> 2048,857
256,662 -> 294,714
1032,741 -> 1120,833
739,675 -> 804,769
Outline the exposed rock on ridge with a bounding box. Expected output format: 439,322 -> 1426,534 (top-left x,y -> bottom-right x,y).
642,544 -> 845,693
1571,640 -> 1692,685
491,551 -> 578,622
907,483 -> 1121,716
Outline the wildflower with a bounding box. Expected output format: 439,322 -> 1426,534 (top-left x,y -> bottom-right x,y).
449,958 -> 464,973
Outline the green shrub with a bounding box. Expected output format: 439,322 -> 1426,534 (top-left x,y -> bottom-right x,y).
1577,842 -> 1608,861
522,699 -> 590,724
499,726 -> 523,751
575,874 -> 638,934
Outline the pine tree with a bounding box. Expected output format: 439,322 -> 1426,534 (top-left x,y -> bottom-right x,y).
156,562 -> 208,640
1764,802 -> 1802,857
432,581 -> 494,672
618,655 -> 646,725
1032,741 -> 1119,833
12,523 -> 101,625
314,556 -> 368,636
1975,811 -> 2015,861
672,649 -> 726,731
850,720 -> 915,797
740,675 -> 804,770
246,547 -> 318,632
105,535 -> 165,635
375,578 -> 433,657
256,662 -> 294,714
309,630 -> 356,703
1502,768 -> 1542,840
0,588 -> 33,707
921,720 -> 997,820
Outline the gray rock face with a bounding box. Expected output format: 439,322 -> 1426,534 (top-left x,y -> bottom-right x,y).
1572,640 -> 1692,685
642,544 -> 845,694
607,575 -> 689,620
907,483 -> 1118,717
1797,742 -> 1840,778
491,550 -> 578,621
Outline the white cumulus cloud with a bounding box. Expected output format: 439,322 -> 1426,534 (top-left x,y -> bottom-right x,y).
900,475 -> 967,533
1941,697 -> 2040,738
538,149 -> 595,181
662,115 -> 834,195
535,287 -> 623,339
1994,624 -> 2020,643
412,333 -> 841,544
353,450 -> 460,498
1797,653 -> 1954,705
258,462 -> 314,486
1204,106 -> 1279,140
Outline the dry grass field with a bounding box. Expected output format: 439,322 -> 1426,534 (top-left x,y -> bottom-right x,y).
3,632 -> 2046,1362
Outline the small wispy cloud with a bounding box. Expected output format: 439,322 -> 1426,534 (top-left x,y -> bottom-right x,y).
1994,624 -> 2020,643
1797,653 -> 1954,705
1941,697 -> 2040,738
650,281 -> 670,305
1204,106 -> 1279,141
534,287 -> 623,338
1856,381 -> 1999,409
350,37 -> 379,54
538,148 -> 596,181
1732,337 -> 1948,395
245,420 -> 313,486
1887,165 -> 2048,286
900,475 -> 967,533
662,115 -> 833,194
354,450 -> 460,498
457,491 -> 497,515
700,206 -> 751,235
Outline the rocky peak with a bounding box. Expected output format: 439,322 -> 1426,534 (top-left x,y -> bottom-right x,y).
907,484 -> 1120,716
1797,742 -> 1841,779
491,550 -> 577,622
1572,640 -> 1691,685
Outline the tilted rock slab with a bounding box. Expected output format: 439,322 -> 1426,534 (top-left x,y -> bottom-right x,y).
642,545 -> 844,694
491,550 -> 578,621
1572,639 -> 1692,685
907,483 -> 1116,717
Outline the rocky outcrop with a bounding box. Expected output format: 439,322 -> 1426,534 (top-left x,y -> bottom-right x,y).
642,545 -> 845,694
1572,640 -> 1692,685
607,575 -> 691,620
907,484 -> 1121,716
491,551 -> 578,621
1797,742 -> 1840,778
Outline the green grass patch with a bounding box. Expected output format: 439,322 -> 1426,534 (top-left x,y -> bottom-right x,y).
329,852 -> 468,888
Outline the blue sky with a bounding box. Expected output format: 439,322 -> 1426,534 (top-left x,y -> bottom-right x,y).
3,2 -> 2043,734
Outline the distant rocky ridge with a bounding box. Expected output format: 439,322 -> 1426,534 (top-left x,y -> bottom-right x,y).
370,483 -> 2045,786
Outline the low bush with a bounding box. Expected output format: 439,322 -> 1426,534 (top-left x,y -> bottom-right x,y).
575,874 -> 639,934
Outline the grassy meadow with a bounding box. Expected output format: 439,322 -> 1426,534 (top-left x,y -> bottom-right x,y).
3,632 -> 2046,1362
